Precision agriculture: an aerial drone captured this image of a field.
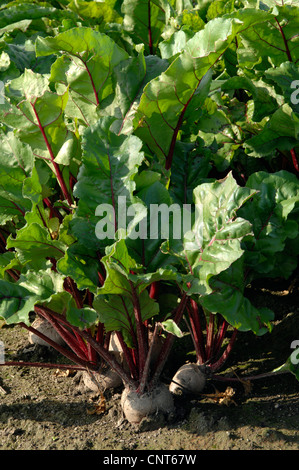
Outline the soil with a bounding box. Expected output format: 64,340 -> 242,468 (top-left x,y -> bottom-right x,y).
0,281 -> 299,452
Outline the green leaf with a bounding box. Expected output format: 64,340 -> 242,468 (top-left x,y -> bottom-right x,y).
57,243 -> 102,294
0,280 -> 36,325
17,265 -> 65,302
220,75 -> 278,122
265,62 -> 299,114
200,258 -> 274,334
36,27 -> 129,125
238,5 -> 299,69
163,172 -> 255,294
0,252 -> 21,280
161,318 -> 184,337
122,0 -> 174,54
0,132 -> 37,223
0,3 -> 57,28
93,289 -> 159,347
66,305 -> 99,330
6,222 -> 66,268
99,238 -> 178,300
133,8 -> 269,168
2,71 -> 76,171
103,51 -> 169,135
244,104 -> 298,157
67,0 -> 122,25
71,117 -> 145,250
239,170 -> 299,278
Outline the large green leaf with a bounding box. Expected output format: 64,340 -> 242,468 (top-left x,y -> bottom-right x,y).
200,258 -> 274,334
239,170 -> 299,278
122,0 -> 174,55
67,0 -> 122,25
103,50 -> 169,135
93,289 -> 159,347
6,222 -> 66,269
1,69 -> 80,187
238,5 -> 299,70
71,117 -> 146,251
0,264 -> 65,325
0,2 -> 76,29
0,280 -> 36,325
36,27 -> 129,126
133,8 -> 270,169
0,132 -> 42,223
163,172 -> 255,294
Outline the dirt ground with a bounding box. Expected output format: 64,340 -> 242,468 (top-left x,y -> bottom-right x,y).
0,282 -> 299,452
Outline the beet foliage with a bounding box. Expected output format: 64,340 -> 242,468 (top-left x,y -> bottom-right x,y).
0,0 -> 298,418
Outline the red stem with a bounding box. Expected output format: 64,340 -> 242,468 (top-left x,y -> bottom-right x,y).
77,328 -> 136,388
129,281 -> 148,377
165,92 -> 195,171
43,197 -> 63,223
31,102 -> 73,206
149,281 -> 159,300
138,322 -> 160,394
65,277 -> 83,308
80,58 -> 100,106
187,300 -> 206,364
148,0 -> 153,55
34,305 -> 136,387
115,331 -> 138,381
205,312 -> 215,360
275,17 -> 292,62
213,318 -> 228,358
19,321 -> 96,370
290,148 -> 299,173
209,328 -> 238,372
0,361 -> 86,370
34,307 -> 89,362
149,292 -> 188,388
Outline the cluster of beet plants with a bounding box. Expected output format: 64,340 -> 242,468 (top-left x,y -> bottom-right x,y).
0,0 -> 299,423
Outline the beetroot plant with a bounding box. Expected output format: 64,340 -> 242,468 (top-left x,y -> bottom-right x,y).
0,0 -> 299,424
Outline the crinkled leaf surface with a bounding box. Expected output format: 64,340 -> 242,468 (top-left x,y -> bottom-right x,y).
239,170 -> 299,278
71,117 -> 145,251
2,70 -> 77,168
238,5 -> 299,69
0,132 -> 37,223
122,0 -> 174,54
93,289 -> 159,347
0,263 -> 65,325
0,280 -> 36,325
162,172 -> 255,294
133,8 -> 269,168
36,27 -> 129,125
200,258 -> 274,334
6,222 -> 66,269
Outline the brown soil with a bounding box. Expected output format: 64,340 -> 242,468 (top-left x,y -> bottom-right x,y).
0,283 -> 299,451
